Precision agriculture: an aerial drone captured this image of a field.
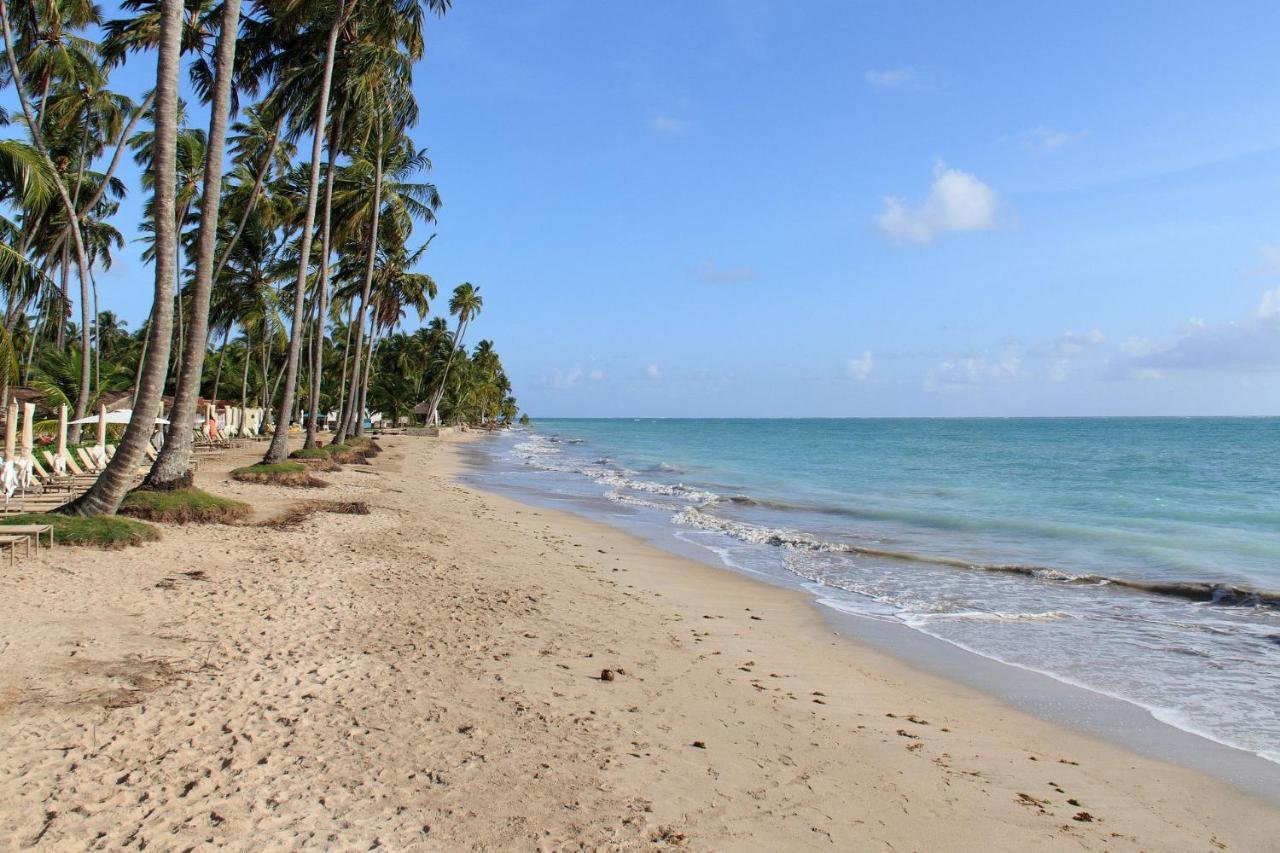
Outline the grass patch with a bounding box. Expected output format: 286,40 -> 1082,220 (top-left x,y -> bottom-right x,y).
344,436 -> 381,457
325,443 -> 364,464
259,499 -> 371,529
231,462 -> 328,488
289,447 -> 343,471
1,512 -> 159,548
119,487 -> 252,524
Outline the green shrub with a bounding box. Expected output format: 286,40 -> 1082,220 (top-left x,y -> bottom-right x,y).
230,462 -> 327,488
1,513 -> 159,548
119,487 -> 252,524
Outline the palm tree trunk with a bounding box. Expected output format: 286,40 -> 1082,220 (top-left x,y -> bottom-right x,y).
22,291 -> 45,385
426,317 -> 468,427
259,335 -> 268,411
145,0 -> 242,489
210,327 -> 230,403
71,115 -> 93,414
305,112 -> 343,448
90,266 -> 100,397
355,321 -> 378,437
1,3 -> 119,426
166,199 -> 190,396
59,0 -> 182,516
333,120 -> 383,445
334,302 -> 354,432
37,91 -> 158,263
264,1 -> 352,464
145,0 -> 242,483
212,110 -> 283,282
55,245 -> 67,349
240,336 -> 250,410
132,307 -> 151,408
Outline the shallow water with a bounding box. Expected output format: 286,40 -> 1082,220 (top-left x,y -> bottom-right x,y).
469,418 -> 1280,765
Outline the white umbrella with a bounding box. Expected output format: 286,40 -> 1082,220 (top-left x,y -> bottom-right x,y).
56,404 -> 68,458
68,408 -> 171,426
20,402 -> 35,461
3,401 -> 14,458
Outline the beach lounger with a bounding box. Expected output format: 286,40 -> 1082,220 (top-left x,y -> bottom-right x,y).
76,447 -> 103,472
43,450 -> 93,482
0,533 -> 31,565
0,524 -> 53,551
29,457 -> 74,493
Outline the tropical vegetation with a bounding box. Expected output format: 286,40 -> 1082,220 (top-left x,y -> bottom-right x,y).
0,0 -> 520,516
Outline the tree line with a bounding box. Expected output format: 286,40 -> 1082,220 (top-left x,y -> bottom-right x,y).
0,0 -> 520,516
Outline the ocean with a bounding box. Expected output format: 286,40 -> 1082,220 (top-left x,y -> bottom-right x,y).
465,418 -> 1280,765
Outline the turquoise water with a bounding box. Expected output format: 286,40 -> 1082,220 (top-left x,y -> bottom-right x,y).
475,418 -> 1280,763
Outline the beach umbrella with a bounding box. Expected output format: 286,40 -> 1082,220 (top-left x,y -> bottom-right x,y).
96,403 -> 108,449
67,409 -> 172,426
20,402 -> 35,461
56,405 -> 68,459
4,401 -> 15,458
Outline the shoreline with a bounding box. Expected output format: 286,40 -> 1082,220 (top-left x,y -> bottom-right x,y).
467,426 -> 1280,790
449,435 -> 1280,832
1,434 -> 1276,849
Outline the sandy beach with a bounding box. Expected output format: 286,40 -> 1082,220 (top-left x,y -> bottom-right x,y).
1,433 -> 1277,851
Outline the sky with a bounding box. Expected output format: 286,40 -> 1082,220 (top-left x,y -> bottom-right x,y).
34,0 -> 1280,416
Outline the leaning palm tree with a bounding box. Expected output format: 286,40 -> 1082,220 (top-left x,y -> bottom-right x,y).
144,0 -> 242,490
58,0 -> 182,516
0,0 -> 98,422
424,282 -> 481,427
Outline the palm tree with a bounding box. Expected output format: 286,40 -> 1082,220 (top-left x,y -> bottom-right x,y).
331,137 -> 439,442
424,282 -> 481,426
212,104 -> 292,281
144,0 -> 242,490
60,0 -> 182,516
260,0 -> 358,464
265,0 -> 449,461
0,0 -> 98,422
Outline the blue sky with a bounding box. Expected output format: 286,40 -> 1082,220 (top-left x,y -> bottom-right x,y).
53,1 -> 1280,415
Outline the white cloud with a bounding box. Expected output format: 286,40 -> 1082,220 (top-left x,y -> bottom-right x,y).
547,365 -> 605,389
1022,330 -> 1108,382
1117,290 -> 1280,375
876,160 -> 999,244
1257,287 -> 1280,319
1041,328 -> 1107,358
1254,245 -> 1280,276
696,260 -> 757,284
926,349 -> 1023,391
1020,126 -> 1086,152
845,351 -> 873,380
646,364 -> 661,379
651,115 -> 685,134
1120,336 -> 1155,357
864,67 -> 916,88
